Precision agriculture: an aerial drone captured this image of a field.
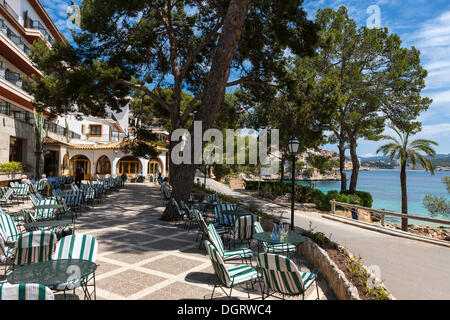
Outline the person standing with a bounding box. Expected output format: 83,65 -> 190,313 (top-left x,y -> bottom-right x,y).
351,200 -> 359,220
75,164 -> 84,188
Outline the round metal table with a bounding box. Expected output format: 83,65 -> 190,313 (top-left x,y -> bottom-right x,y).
24,219 -> 73,230
252,231 -> 306,245
222,209 -> 253,217
252,232 -> 306,264
8,259 -> 97,300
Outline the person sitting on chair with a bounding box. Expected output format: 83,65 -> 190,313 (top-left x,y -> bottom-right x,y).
157,172 -> 163,184
40,174 -> 51,197
47,171 -> 60,189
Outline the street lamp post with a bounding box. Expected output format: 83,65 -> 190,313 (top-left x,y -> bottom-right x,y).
288,137 -> 300,230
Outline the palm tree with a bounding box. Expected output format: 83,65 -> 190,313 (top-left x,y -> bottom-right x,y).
377,123 -> 438,231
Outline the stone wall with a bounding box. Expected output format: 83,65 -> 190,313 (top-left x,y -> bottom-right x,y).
298,238 -> 360,300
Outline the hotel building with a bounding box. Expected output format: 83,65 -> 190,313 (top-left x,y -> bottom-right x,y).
0,0 -> 168,184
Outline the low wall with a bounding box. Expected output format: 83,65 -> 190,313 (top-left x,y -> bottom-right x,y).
0,172 -> 32,186
298,238 -> 360,300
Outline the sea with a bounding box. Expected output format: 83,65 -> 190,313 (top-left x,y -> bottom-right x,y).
296,170 -> 450,226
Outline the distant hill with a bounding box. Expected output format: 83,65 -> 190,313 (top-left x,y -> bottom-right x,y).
431,156 -> 450,167
360,154 -> 450,169
360,154 -> 450,162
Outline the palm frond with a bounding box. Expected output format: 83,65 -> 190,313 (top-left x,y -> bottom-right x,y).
413,153 -> 435,175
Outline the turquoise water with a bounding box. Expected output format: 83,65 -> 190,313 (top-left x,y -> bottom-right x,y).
296,170 -> 449,226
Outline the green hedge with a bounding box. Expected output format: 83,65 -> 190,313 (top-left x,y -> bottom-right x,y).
0,162 -> 28,173
244,180 -> 372,212
341,190 -> 373,208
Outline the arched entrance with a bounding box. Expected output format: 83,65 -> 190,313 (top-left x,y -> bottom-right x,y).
70,155 -> 91,180
116,156 -> 142,175
96,155 -> 111,175
148,159 -> 162,175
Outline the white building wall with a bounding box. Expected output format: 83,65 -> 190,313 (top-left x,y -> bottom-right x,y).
67,149 -> 166,178
107,103 -> 130,133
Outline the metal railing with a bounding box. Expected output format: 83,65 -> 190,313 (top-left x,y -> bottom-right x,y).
0,0 -> 19,20
0,19 -> 31,54
29,19 -> 55,44
0,99 -> 81,140
330,200 -> 450,226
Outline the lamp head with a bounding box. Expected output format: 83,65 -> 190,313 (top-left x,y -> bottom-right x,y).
288,137 -> 300,154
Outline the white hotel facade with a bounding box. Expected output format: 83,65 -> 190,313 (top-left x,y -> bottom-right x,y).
0,0 -> 168,185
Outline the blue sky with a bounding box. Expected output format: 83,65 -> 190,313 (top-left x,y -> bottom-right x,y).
42,0 -> 450,156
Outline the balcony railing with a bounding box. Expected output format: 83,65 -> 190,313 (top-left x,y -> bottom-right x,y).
29,19 -> 55,45
1,67 -> 24,89
0,0 -> 19,20
0,99 -> 81,140
110,131 -> 128,141
0,19 -> 32,54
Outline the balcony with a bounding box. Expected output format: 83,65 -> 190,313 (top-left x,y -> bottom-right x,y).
0,19 -> 32,54
0,0 -> 19,21
27,19 -> 55,45
0,99 -> 82,139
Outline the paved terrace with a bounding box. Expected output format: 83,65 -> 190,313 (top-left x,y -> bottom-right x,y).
5,182 -> 334,300
197,173 -> 450,300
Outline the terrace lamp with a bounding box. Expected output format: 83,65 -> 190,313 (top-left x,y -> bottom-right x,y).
288,137 -> 300,230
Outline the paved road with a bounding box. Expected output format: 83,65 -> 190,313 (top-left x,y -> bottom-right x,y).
198,173 -> 450,300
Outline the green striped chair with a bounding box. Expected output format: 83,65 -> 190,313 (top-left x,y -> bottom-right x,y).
20,209 -> 73,239
0,283 -> 54,300
13,231 -> 57,267
14,184 -> 30,203
180,200 -> 197,232
1,211 -> 21,273
171,198 -> 186,224
0,209 -> 21,246
257,253 -> 320,300
230,215 -> 260,246
207,224 -> 252,264
253,221 -> 296,254
213,203 -> 237,228
193,209 -> 225,250
204,240 -> 261,299
0,188 -> 14,206
29,193 -> 40,206
51,234 -> 98,299
34,199 -> 58,220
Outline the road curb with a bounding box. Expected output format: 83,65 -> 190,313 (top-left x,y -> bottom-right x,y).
323,214 -> 450,248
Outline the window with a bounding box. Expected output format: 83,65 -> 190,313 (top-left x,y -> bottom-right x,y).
89,125 -> 102,136
96,156 -> 111,174
148,160 -> 161,174
117,156 -> 140,174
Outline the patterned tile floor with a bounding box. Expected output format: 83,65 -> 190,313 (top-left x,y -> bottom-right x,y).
5,183 -> 335,300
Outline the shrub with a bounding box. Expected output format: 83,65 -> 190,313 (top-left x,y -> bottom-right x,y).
342,190 -> 373,208
0,162 -> 25,173
316,190 -> 363,212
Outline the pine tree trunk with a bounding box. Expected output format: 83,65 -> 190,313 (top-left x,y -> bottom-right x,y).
338,140 -> 347,193
160,162 -> 197,221
400,163 -> 408,231
348,137 -> 359,194
161,0 -> 251,221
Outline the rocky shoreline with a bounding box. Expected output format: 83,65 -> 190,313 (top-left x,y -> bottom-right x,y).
267,193 -> 450,242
